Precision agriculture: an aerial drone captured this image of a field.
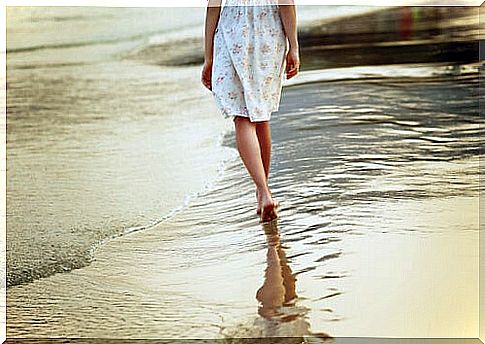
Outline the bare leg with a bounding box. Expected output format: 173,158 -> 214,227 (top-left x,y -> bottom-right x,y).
234,116 -> 277,221
256,121 -> 272,181
255,121 -> 275,214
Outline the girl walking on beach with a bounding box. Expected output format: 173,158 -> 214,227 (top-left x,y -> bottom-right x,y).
201,0 -> 300,223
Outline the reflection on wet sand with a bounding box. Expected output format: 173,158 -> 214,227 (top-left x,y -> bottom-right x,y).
256,221 -> 298,320
223,220 -> 332,342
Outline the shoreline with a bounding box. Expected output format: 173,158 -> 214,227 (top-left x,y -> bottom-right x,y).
7,58 -> 479,289
6,1 -> 480,287
7,72 -> 480,338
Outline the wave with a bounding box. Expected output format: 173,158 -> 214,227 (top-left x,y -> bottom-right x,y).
283,61 -> 481,88
7,129 -> 238,288
6,28 -> 186,54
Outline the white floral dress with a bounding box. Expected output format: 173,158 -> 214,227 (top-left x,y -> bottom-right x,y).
211,0 -> 288,122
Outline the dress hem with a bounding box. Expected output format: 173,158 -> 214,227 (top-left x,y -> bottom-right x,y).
223,112 -> 272,123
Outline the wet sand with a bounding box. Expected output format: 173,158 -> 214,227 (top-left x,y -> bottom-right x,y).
7,66 -> 480,340
6,4 -> 482,342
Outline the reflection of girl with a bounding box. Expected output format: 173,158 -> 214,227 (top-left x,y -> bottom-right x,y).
220,222 -> 332,340
253,222 -> 327,339
256,222 -> 298,319
201,0 -> 300,222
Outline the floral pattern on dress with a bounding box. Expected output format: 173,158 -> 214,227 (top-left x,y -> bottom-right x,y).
211,0 -> 287,122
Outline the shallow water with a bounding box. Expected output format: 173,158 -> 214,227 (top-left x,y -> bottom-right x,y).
6,60 -> 232,287
6,4 -> 383,288
7,66 -> 480,339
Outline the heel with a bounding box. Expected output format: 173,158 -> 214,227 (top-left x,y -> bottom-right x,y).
260,201 -> 278,223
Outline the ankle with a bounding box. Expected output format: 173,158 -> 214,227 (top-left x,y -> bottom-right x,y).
256,183 -> 268,191
257,185 -> 272,199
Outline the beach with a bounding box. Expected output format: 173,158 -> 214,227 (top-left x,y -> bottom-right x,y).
6,4 -> 481,341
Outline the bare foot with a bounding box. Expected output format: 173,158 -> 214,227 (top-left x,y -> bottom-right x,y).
257,187 -> 278,223
256,189 -> 279,215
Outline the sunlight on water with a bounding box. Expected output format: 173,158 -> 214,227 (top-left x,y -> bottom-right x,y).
7,68 -> 480,339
